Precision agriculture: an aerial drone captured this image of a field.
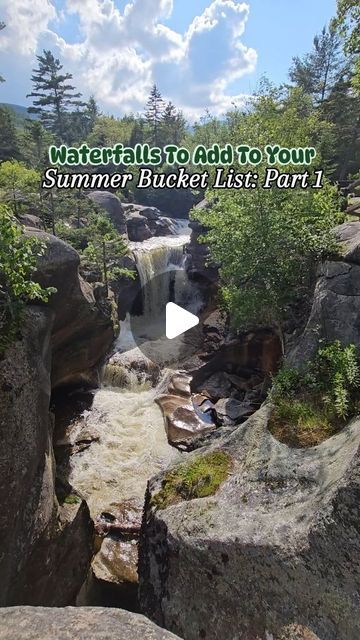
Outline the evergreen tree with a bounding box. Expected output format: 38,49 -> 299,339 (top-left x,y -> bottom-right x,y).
322,74 -> 360,180
335,0 -> 360,93
27,50 -> 85,141
21,120 -> 53,168
0,22 -> 5,83
290,25 -> 345,105
129,118 -> 145,147
145,85 -> 165,146
161,101 -> 186,146
65,96 -> 100,143
0,107 -> 20,161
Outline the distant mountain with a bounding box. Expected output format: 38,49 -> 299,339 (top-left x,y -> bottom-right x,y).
0,103 -> 38,126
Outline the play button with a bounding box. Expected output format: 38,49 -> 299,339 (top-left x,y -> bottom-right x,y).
166,303 -> 199,340
121,268 -> 205,369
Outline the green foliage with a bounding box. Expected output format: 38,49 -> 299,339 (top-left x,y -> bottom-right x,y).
81,214 -> 134,293
27,50 -> 85,142
290,25 -> 345,105
0,160 -> 40,216
63,494 -> 81,505
88,114 -> 137,147
0,205 -> 55,353
145,84 -> 165,146
151,451 -> 232,510
192,88 -> 342,337
336,0 -> 360,56
19,120 -> 54,168
0,107 -> 20,161
269,341 -> 360,446
335,0 -> 360,94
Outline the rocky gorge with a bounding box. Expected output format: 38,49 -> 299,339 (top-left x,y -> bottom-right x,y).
0,195 -> 359,640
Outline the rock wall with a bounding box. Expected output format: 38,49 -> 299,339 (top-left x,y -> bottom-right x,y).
30,230 -> 116,388
139,222 -> 360,640
0,308 -> 93,605
0,232 -> 115,605
139,407 -> 360,640
288,222 -> 360,368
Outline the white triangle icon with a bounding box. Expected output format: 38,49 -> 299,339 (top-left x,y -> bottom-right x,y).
166,303 -> 199,340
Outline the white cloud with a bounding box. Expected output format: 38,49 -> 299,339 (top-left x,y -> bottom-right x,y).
0,0 -> 257,119
0,0 -> 56,56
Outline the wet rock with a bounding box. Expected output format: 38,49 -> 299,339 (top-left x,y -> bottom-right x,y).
140,406 -> 360,640
94,500 -> 142,537
157,394 -> 215,448
202,310 -> 227,353
90,500 -> 143,610
168,373 -> 192,397
191,330 -> 281,393
125,204 -> 175,238
0,607 -> 182,640
214,398 -> 254,425
104,347 -> 160,387
157,373 -> 216,449
127,212 -> 153,242
198,371 -> 233,401
92,536 -> 138,585
87,191 -> 127,235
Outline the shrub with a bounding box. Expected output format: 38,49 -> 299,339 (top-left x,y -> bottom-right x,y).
0,205 -> 55,353
269,341 -> 360,447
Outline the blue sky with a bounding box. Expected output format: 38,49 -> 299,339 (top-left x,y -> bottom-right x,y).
0,0 -> 337,119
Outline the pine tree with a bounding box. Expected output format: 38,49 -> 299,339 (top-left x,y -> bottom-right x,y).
0,107 -> 20,161
290,25 -> 345,105
21,120 -> 53,168
145,85 -> 165,146
0,22 -> 5,83
161,101 -> 186,146
321,73 -> 360,180
85,96 -> 100,134
335,0 -> 360,94
27,50 -> 85,141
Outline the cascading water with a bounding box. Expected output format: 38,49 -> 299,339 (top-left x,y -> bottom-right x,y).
68,221 -> 195,518
116,221 -> 202,353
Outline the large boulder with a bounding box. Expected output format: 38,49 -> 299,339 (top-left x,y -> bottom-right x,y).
287,261 -> 360,368
0,607 -> 182,640
156,373 -> 216,450
87,191 -> 127,235
126,211 -> 153,242
139,406 -> 360,640
288,222 -> 360,368
28,230 -> 116,388
0,308 -> 93,606
335,220 -> 360,265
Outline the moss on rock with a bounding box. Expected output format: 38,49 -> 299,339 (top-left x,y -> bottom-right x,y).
151,451 -> 232,510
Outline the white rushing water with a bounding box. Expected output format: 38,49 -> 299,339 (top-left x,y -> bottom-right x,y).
68,220 -> 194,517
68,385 -> 180,517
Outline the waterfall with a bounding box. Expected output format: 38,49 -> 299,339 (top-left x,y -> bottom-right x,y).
68,221 -> 196,517
131,221 -> 191,318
